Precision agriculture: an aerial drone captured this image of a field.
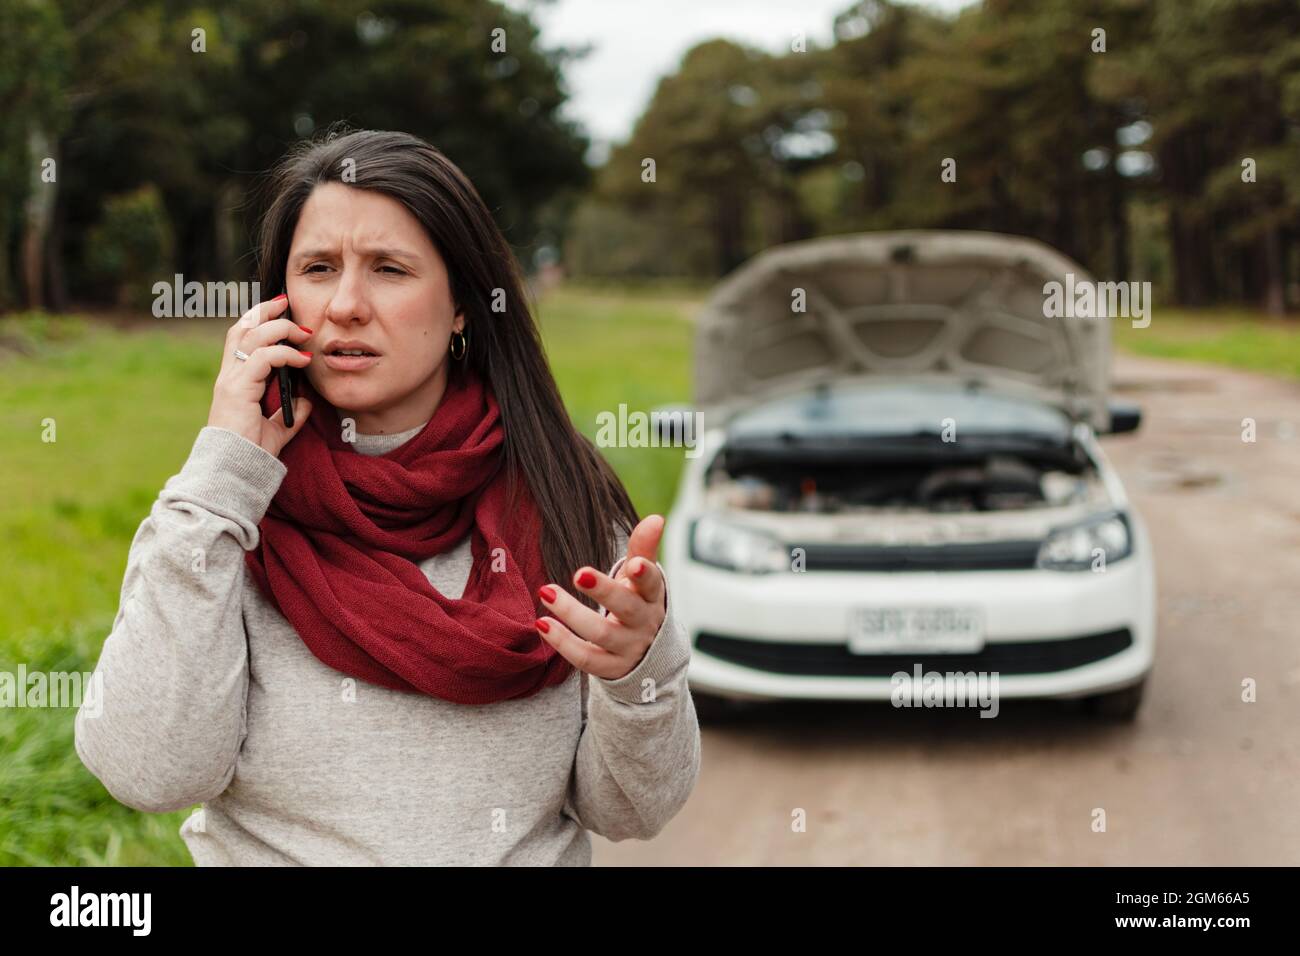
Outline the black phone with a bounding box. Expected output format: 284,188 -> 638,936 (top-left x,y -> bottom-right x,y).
274,288 -> 297,427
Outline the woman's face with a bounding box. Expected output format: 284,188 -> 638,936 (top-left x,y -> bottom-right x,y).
285,180 -> 464,434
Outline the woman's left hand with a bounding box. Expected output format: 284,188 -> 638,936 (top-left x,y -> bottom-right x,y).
535,514 -> 668,681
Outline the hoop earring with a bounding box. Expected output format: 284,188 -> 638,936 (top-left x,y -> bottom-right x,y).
450,328 -> 468,360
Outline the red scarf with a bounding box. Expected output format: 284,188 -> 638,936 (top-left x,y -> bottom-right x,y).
243,365 -> 573,705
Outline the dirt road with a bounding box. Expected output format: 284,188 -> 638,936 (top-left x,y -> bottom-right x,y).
594,354 -> 1300,865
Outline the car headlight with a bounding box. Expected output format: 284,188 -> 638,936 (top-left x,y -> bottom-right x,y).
1037,511 -> 1132,571
689,515 -> 790,574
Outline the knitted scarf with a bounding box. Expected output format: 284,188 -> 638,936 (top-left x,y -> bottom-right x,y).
243,364 -> 573,705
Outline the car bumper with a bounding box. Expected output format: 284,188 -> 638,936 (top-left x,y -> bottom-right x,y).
671,553 -> 1156,703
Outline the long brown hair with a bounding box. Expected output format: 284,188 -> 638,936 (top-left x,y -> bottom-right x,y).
253,127 -> 638,603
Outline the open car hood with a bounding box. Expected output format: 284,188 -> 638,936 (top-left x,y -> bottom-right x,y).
694,230 -> 1111,429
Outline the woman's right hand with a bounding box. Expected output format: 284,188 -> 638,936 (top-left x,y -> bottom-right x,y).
207,294 -> 315,457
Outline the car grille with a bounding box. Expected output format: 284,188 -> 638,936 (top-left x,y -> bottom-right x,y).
695,627 -> 1133,677
797,540 -> 1042,571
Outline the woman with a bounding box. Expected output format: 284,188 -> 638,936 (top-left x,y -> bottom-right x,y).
74,128 -> 701,865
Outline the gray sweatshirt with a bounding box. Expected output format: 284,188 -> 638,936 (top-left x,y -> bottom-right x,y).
74,423 -> 701,865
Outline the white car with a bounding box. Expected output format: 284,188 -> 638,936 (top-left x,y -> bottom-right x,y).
659,230 -> 1156,721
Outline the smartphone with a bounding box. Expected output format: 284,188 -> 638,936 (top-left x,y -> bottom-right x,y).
273,288 -> 297,427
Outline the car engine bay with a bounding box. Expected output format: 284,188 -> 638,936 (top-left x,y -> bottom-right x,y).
705,450 -> 1107,516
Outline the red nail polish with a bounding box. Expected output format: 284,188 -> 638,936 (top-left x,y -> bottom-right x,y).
273,293 -> 287,301
538,585 -> 556,603
298,350 -> 313,356
298,325 -> 313,333
534,618 -> 550,633
631,560 -> 646,577
577,570 -> 596,588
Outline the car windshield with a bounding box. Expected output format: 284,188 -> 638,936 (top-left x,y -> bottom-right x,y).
726,382 -> 1074,443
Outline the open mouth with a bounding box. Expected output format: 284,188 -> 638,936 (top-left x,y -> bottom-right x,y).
322,350 -> 381,371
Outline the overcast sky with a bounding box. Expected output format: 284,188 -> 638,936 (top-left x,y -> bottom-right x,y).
501,0 -> 975,164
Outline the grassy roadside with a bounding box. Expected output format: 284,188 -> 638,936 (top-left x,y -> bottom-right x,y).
1113,307 -> 1300,380
0,284 -> 697,865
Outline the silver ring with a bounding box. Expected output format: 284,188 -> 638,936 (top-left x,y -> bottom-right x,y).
233,349 -> 250,362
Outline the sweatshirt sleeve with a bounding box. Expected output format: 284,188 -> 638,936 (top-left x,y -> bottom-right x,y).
74,426 -> 287,814
562,521 -> 702,842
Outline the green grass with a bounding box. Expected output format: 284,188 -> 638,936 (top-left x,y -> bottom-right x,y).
0,284 -> 700,866
1114,307 -> 1300,379
0,313 -> 228,866
536,282 -> 700,517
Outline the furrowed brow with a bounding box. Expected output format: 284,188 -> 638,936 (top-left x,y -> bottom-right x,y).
358,246 -> 421,261
290,245 -> 422,263
291,248 -> 337,262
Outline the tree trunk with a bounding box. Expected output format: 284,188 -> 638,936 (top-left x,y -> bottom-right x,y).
1108,164 -> 1129,281
21,127 -> 56,310
47,194 -> 68,312
714,190 -> 746,276
1168,206 -> 1214,307
1262,225 -> 1285,316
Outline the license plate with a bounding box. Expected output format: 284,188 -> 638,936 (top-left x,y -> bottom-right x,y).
848,606 -> 985,654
